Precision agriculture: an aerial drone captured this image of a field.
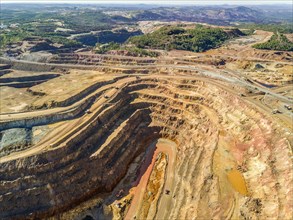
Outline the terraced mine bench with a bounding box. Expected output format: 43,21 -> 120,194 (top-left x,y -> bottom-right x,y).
0,76 -> 292,220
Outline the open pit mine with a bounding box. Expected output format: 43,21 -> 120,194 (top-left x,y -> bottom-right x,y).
0,31 -> 292,220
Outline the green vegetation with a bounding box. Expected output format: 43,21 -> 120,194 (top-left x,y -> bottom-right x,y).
0,29 -> 31,48
0,8 -> 112,49
0,28 -> 81,49
94,25 -> 234,56
77,29 -> 142,46
253,33 -> 293,51
64,11 -> 112,32
128,25 -> 233,52
95,42 -> 160,57
124,47 -> 160,57
236,23 -> 293,34
1,9 -> 112,33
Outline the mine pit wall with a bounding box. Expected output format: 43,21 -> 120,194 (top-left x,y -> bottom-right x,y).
0,78 -> 292,219
0,95 -> 136,177
0,82 -> 165,219
151,80 -> 292,220
0,99 -> 160,219
0,77 -> 197,135
131,83 -> 224,220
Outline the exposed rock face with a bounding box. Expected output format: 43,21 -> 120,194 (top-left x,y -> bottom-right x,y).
0,101 -> 159,219
0,128 -> 32,156
0,77 -> 292,220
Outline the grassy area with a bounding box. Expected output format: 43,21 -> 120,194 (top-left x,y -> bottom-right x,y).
127,25 -> 238,52
253,33 -> 293,51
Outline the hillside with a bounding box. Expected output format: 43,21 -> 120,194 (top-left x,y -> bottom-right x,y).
128,25 -> 243,52
253,32 -> 293,51
133,6 -> 263,25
